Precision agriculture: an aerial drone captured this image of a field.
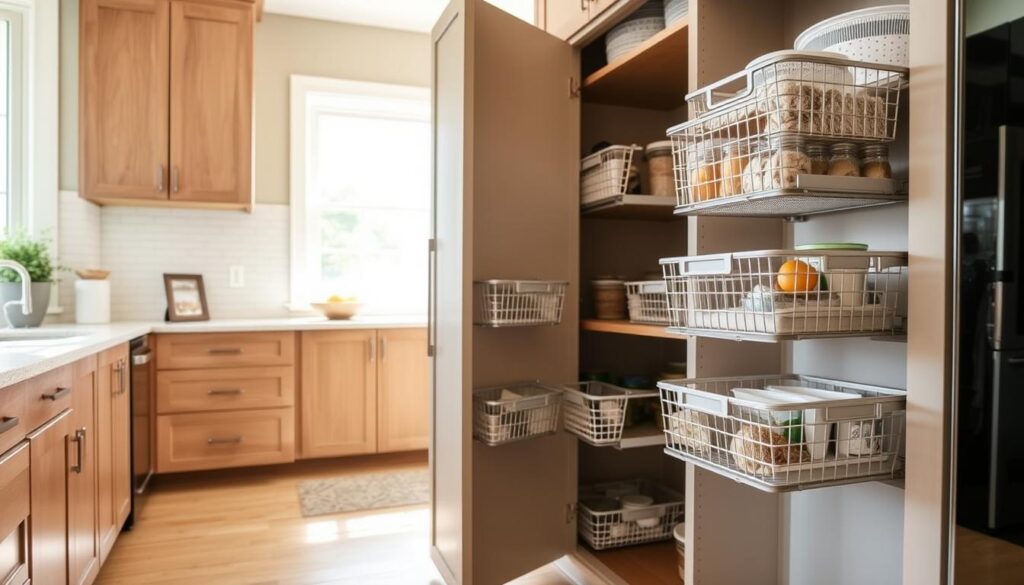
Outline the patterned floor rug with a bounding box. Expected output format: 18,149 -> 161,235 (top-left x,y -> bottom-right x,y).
297,468 -> 430,517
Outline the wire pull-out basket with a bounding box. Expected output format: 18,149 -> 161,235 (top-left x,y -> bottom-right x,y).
659,249 -> 907,342
670,53 -> 909,218
581,145 -> 642,208
625,280 -> 670,324
562,381 -> 657,446
578,479 -> 685,550
474,280 -> 568,327
473,383 -> 563,446
659,374 -> 906,492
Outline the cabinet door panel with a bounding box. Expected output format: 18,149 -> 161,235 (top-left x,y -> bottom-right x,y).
169,1 -> 252,206
544,0 -> 589,40
431,2 -> 579,583
300,331 -> 377,458
377,329 -> 429,453
28,410 -> 72,585
81,0 -> 170,202
97,344 -> 129,563
0,443 -> 30,585
69,357 -> 101,585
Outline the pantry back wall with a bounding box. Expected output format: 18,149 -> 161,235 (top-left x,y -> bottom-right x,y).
57,6 -> 431,204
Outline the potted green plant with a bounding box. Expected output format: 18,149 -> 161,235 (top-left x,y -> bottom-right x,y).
0,231 -> 57,327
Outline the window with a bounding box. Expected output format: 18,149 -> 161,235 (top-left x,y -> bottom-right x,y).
0,7 -> 21,234
291,76 -> 430,315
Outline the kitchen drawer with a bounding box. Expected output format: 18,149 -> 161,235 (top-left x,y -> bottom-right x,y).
23,364 -> 73,431
156,332 -> 296,370
156,408 -> 295,473
0,442 -> 30,585
157,366 -> 295,414
0,382 -> 27,455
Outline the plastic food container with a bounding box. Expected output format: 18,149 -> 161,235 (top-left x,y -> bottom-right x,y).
646,140 -> 675,197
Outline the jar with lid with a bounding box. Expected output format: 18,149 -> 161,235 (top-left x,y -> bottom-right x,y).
861,144 -> 892,179
829,143 -> 861,177
688,142 -> 721,202
646,141 -> 675,197
806,143 -> 829,175
719,141 -> 750,197
764,135 -> 811,190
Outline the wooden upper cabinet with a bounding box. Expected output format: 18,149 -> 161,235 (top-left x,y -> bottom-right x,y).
80,0 -> 170,203
300,331 -> 377,459
169,1 -> 253,207
376,329 -> 429,453
543,0 -> 590,40
80,0 -> 254,210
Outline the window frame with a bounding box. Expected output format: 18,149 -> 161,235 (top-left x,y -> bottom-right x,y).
288,74 -> 430,313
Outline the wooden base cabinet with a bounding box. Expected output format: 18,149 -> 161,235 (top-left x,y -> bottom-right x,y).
0,443 -> 30,585
376,329 -> 429,453
97,344 -> 130,563
69,356 -> 101,585
28,409 -> 73,585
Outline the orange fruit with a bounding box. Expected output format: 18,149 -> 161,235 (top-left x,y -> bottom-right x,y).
777,260 -> 819,293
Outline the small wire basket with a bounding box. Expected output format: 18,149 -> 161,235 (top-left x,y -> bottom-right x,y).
473,383 -> 563,446
625,280 -> 670,324
474,280 -> 568,327
581,145 -> 642,207
562,382 -> 656,446
659,374 -> 906,492
578,479 -> 685,550
670,53 -> 909,217
659,249 -> 908,342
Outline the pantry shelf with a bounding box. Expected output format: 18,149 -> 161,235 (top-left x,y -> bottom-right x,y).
582,194 -> 678,220
582,17 -> 689,110
616,424 -> 665,450
581,319 -> 682,340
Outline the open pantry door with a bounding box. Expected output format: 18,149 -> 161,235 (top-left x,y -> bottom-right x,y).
430,1 -> 580,584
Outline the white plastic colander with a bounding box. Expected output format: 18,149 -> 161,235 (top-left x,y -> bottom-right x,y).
794,5 -> 909,68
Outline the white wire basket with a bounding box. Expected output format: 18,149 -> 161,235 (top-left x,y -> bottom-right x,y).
669,52 -> 909,218
581,145 -> 642,208
578,479 -> 685,550
473,382 -> 563,446
659,249 -> 908,342
625,280 -> 670,324
474,280 -> 568,327
659,374 -> 906,492
562,382 -> 657,446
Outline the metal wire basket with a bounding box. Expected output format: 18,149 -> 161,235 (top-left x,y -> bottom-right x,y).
562,381 -> 657,446
625,280 -> 670,324
659,374 -> 906,492
474,280 -> 568,327
581,145 -> 642,207
669,53 -> 909,217
578,479 -> 685,550
473,382 -> 563,446
659,249 -> 908,342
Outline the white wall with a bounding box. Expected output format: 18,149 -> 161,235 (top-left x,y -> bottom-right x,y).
967,0 -> 1024,35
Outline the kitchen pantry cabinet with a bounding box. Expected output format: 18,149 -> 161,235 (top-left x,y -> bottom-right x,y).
28,409 -> 73,585
97,345 -> 131,562
541,0 -> 589,40
80,0 -> 255,210
300,330 -> 378,458
376,329 -> 430,453
539,0 -> 646,43
69,356 -> 101,585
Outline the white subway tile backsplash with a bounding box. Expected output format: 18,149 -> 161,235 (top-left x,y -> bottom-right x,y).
58,191 -> 102,315
59,192 -> 291,322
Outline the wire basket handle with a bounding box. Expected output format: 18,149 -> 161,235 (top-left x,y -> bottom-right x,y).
684,68 -> 755,114
662,253 -> 735,276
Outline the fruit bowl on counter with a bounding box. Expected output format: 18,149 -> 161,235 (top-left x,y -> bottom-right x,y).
311,296 -> 363,320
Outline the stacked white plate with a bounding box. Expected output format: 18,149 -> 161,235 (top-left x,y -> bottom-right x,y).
605,1 -> 665,63
664,0 -> 688,26
794,4 -> 909,68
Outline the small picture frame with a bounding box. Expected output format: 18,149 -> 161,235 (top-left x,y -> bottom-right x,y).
163,274 -> 210,322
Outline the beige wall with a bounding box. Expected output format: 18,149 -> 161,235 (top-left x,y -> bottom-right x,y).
58,10 -> 430,204
967,0 -> 1024,34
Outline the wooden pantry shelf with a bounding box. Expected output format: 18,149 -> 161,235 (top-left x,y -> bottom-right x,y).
582,17 -> 689,110
616,424 -> 665,450
582,194 -> 679,220
581,319 -> 682,340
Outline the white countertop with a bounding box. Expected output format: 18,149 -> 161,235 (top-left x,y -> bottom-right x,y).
0,315 -> 426,389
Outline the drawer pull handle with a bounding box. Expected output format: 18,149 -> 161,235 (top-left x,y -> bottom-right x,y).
71,428 -> 86,474
207,388 -> 244,396
42,387 -> 72,401
0,416 -> 18,435
207,436 -> 243,446
208,348 -> 243,356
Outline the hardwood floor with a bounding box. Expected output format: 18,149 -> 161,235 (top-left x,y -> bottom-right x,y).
591,542 -> 680,585
96,452 -> 579,585
955,525 -> 1024,585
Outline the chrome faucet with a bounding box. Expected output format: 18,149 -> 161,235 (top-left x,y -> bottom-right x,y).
0,260 -> 33,326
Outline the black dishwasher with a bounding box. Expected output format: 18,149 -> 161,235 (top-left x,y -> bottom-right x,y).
126,336 -> 153,529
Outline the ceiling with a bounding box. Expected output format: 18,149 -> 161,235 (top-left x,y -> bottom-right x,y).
262,0 -> 533,33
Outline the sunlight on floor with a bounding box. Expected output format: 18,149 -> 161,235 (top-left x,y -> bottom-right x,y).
304,508 -> 431,543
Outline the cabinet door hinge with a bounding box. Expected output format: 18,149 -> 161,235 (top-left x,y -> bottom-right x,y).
565,502 -> 577,524
568,77 -> 580,99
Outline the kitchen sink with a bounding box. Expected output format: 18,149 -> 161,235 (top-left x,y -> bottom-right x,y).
0,330 -> 88,343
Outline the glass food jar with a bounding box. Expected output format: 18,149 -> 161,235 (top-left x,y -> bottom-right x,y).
806,143 -> 829,175
719,141 -> 750,197
646,141 -> 675,197
765,135 -> 811,190
829,143 -> 861,177
861,144 -> 892,179
688,142 -> 721,202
